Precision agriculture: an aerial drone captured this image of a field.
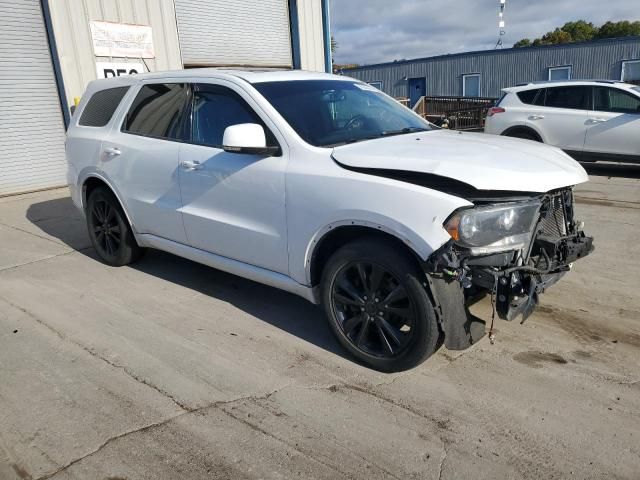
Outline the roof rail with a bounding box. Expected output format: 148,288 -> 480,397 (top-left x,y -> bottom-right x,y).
515,79 -> 626,87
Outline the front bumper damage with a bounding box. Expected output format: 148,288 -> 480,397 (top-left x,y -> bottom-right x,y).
424,188 -> 594,350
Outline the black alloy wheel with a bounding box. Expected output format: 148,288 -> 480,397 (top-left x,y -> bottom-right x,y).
86,187 -> 143,266
321,238 -> 440,372
331,261 -> 416,358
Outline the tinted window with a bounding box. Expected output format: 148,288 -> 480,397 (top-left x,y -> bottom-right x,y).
123,83 -> 187,140
254,80 -> 429,147
545,86 -> 591,110
191,85 -> 268,147
594,87 -> 640,114
533,89 -> 546,106
79,87 -> 129,127
517,89 -> 540,105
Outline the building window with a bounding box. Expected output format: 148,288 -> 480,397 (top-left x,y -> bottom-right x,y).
621,60 -> 640,85
462,74 -> 481,97
367,81 -> 383,90
548,66 -> 572,81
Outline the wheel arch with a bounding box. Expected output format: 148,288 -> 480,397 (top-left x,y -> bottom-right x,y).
501,125 -> 544,142
307,223 -> 427,287
81,174 -> 135,229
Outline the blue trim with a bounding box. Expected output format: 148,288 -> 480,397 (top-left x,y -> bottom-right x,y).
40,0 -> 70,129
321,0 -> 332,73
288,0 -> 302,69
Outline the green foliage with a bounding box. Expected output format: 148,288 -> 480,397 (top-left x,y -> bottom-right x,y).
514,19 -> 640,47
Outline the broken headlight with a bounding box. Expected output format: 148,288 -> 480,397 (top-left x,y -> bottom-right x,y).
444,200 -> 541,255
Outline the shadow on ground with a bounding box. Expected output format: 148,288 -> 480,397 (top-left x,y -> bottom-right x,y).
26,197 -> 346,358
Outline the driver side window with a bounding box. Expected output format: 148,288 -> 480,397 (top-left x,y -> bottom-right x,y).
191,85 -> 276,148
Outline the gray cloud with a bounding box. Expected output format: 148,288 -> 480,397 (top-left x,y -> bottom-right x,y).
330,0 -> 639,65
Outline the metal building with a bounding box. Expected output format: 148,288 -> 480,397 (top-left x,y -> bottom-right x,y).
341,37 -> 640,106
0,0 -> 331,196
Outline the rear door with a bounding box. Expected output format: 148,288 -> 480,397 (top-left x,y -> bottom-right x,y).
102,82 -> 189,243
177,82 -> 289,274
583,86 -> 640,161
530,86 -> 591,153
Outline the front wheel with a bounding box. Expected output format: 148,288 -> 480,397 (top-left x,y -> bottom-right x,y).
321,238 -> 440,372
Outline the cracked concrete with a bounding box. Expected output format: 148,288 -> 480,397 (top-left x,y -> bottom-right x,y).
1,170 -> 640,479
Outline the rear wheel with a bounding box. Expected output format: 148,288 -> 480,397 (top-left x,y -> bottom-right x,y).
321,238 -> 439,372
86,187 -> 143,266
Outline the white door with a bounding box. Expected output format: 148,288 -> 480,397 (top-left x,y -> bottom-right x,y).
583,86 -> 640,160
178,83 -> 289,274
102,82 -> 188,243
529,86 -> 591,152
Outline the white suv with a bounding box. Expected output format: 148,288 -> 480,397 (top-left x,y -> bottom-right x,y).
67,70 -> 593,371
485,80 -> 640,163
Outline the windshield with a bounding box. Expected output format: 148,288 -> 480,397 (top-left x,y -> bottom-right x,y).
253,80 -> 431,147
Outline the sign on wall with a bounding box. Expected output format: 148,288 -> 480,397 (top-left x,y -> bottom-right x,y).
96,62 -> 144,79
90,21 -> 155,58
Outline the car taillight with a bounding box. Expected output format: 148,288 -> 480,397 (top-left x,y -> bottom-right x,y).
487,107 -> 506,117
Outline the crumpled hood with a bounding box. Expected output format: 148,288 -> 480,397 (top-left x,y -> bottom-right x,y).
332,130 -> 588,193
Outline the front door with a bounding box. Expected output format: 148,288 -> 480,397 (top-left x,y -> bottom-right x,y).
583,86 -> 640,161
408,77 -> 426,108
178,82 -> 289,274
103,82 -> 188,244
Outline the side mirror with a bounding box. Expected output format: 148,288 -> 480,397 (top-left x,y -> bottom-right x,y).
222,123 -> 279,155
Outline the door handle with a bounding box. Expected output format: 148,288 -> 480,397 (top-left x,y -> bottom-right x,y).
103,147 -> 121,157
586,118 -> 607,124
528,115 -> 545,120
181,160 -> 202,171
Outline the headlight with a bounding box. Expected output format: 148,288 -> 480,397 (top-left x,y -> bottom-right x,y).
444,200 -> 541,255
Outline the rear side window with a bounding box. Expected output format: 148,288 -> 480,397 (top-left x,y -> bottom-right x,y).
79,87 -> 130,127
544,86 -> 591,110
516,89 -> 540,105
594,87 -> 640,114
123,83 -> 188,140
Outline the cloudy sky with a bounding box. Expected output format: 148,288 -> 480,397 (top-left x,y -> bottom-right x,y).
330,0 -> 638,65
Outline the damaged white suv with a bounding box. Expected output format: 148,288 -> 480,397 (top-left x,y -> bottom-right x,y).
67,70 -> 593,372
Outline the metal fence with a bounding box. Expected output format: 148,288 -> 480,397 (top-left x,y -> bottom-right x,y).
400,95 -> 497,131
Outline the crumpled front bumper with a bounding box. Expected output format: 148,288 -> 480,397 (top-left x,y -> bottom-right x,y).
424,188 -> 594,350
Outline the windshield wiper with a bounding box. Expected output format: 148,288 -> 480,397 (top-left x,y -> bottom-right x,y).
379,127 -> 429,137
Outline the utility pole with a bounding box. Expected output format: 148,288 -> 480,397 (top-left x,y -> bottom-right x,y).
495,0 -> 506,49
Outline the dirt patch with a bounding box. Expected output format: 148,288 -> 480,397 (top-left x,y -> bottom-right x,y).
535,305 -> 640,349
513,351 -> 568,368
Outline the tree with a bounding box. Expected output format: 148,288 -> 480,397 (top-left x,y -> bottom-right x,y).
513,19 -> 640,47
561,20 -> 597,42
513,38 -> 531,48
596,20 -> 640,39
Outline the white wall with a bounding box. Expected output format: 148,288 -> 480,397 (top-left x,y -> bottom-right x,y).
48,0 -> 183,105
296,0 -> 326,72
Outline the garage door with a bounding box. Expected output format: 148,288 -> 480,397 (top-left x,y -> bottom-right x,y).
175,0 -> 292,68
0,0 -> 67,196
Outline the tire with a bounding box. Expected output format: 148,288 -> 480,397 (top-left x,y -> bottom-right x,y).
504,130 -> 540,142
321,238 -> 440,372
86,187 -> 143,266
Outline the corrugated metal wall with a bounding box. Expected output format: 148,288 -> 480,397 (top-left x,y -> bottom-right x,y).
48,0 -> 183,107
296,0 -> 326,72
0,0 -> 67,196
343,38 -> 640,99
175,0 -> 292,68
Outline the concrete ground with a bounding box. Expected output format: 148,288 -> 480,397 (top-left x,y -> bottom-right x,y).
0,165 -> 639,480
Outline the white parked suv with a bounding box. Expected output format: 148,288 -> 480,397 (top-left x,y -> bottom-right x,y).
485,80 -> 640,163
67,70 -> 593,371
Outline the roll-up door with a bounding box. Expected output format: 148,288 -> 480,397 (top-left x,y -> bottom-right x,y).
0,0 -> 67,196
175,0 -> 293,68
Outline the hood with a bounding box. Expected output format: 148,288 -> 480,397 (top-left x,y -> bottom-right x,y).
332,130 -> 588,193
